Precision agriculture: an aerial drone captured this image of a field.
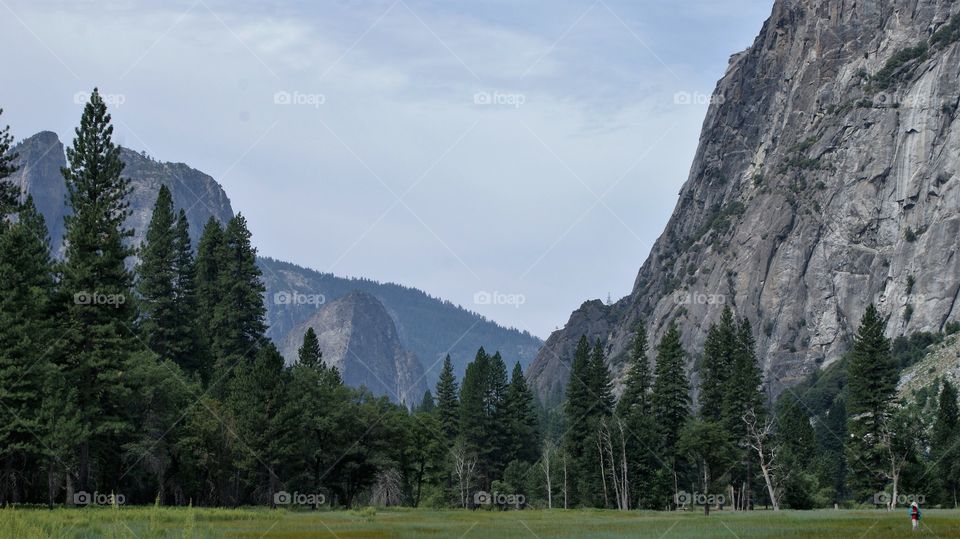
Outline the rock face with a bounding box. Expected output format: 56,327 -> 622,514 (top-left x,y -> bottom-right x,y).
259,257 -> 543,388
279,291 -> 428,405
8,131 -> 235,255
530,0 -> 960,405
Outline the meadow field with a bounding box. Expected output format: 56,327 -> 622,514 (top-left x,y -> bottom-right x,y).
1,506 -> 958,538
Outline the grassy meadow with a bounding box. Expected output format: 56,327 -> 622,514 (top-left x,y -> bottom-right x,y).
1,506 -> 958,538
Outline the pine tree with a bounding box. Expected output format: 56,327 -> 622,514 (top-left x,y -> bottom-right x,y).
459,347 -> 490,479
720,317 -> 765,510
0,108 -> 18,215
589,339 -> 614,416
845,304 -> 896,497
617,323 -> 651,418
563,335 -> 593,505
297,327 -> 324,369
209,214 -> 266,386
136,185 -> 178,360
170,209 -> 204,378
932,380 -> 960,507
0,197 -> 57,503
616,322 -> 659,508
487,351 -> 510,476
699,307 -> 737,422
505,362 -> 540,464
195,217 -> 224,340
777,397 -> 818,508
419,390 -> 436,413
59,88 -> 138,495
435,355 -> 459,441
651,323 -> 690,505
227,342 -> 286,504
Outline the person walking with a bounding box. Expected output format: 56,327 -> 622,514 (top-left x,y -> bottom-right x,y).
909,501 -> 921,531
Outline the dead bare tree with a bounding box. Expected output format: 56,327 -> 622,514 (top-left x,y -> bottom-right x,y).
743,409 -> 780,511
598,418 -> 631,510
371,468 -> 404,506
451,439 -> 477,509
540,440 -> 555,509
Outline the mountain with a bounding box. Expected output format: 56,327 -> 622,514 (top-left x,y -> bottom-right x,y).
8,131 -> 234,256
259,256 -> 543,387
529,0 -> 960,405
7,130 -> 542,398
279,291 -> 428,405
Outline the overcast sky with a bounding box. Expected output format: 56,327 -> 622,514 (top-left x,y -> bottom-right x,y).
0,0 -> 773,339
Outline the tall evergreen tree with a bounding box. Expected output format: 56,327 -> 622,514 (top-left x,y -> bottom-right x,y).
589,339 -> 614,416
722,317 -> 765,509
435,355 -> 459,442
136,185 -> 178,359
845,304 -> 897,497
195,217 -> 224,340
59,88 -> 138,496
651,323 -> 690,505
170,209 -> 204,377
563,335 -> 593,505
616,323 -> 659,508
932,380 -> 960,507
209,214 -> 266,383
699,307 -> 737,421
505,362 -> 540,464
617,324 -> 651,418
0,198 -> 57,503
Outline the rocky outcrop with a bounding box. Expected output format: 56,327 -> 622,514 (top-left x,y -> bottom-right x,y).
279,291 -> 429,405
8,131 -> 234,255
530,0 -> 960,405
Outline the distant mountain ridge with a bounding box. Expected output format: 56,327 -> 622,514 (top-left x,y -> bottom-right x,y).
259,256 -> 542,387
7,130 -> 542,400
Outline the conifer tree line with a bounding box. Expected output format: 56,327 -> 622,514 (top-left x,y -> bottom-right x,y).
1,93 -> 958,511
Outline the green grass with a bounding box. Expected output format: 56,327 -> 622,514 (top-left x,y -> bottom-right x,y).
1,506 -> 958,538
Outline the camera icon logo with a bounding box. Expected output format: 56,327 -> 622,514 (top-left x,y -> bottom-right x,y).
274,490 -> 292,505
73,491 -> 91,505
473,490 -> 491,505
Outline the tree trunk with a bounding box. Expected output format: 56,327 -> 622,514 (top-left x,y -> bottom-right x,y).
703,465 -> 710,516
65,472 -> 75,506
759,462 -> 778,511
78,442 -> 89,495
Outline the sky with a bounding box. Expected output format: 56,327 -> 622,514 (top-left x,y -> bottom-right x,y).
0,0 -> 773,339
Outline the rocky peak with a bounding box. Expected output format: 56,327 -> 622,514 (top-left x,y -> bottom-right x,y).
280,291 -> 429,406
529,0 -> 960,404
